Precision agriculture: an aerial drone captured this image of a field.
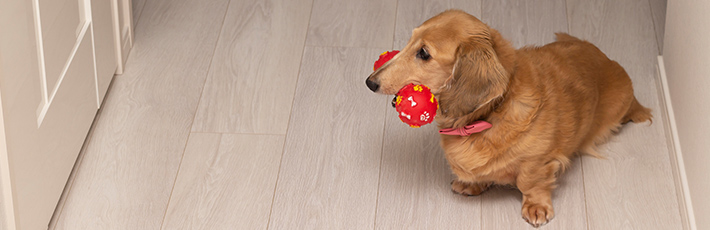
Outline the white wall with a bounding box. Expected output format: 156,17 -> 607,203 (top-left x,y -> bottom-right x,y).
663,0 -> 710,229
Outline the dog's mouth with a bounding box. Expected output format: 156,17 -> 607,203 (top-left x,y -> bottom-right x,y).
391,95 -> 397,108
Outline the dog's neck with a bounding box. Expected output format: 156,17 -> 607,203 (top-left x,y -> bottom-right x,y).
437,62 -> 544,135
436,28 -> 517,130
436,91 -> 506,129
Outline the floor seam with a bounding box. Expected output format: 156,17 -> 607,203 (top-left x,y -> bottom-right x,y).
581,157 -> 591,230
303,44 -> 394,50
157,0 -> 233,228
372,1 -> 398,229
645,0 -> 663,55
190,131 -> 287,136
565,0 -> 571,35
264,1 -> 316,229
133,0 -> 148,29
372,99 -> 390,230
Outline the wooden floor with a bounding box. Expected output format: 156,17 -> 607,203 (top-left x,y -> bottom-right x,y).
50,0 -> 682,229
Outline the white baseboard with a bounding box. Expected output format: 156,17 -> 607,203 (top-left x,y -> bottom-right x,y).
657,56 -> 696,230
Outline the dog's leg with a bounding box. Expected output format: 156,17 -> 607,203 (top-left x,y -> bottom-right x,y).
516,160 -> 561,227
451,180 -> 491,196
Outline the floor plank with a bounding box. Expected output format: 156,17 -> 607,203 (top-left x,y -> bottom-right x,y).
305,0 -> 397,48
480,159 -> 586,230
480,1 -> 587,229
376,118 -> 483,230
482,0 -> 568,48
375,2 -> 483,229
582,126 -> 681,230
648,0 -> 667,53
393,0 -> 482,49
567,0 -> 682,229
131,0 -> 146,25
268,46 -> 388,229
51,1 -> 683,229
161,133 -> 285,229
191,0 -> 313,135
52,0 -> 229,229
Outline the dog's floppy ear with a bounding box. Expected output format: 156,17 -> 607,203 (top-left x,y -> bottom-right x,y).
438,34 -> 510,119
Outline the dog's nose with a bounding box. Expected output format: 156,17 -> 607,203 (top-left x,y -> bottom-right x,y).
365,79 -> 380,92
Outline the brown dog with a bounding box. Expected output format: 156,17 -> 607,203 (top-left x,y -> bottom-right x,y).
365,10 -> 652,227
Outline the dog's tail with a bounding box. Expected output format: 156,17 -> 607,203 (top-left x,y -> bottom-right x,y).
623,97 -> 653,124
555,33 -> 582,42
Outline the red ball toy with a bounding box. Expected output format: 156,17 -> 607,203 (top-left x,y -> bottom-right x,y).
394,84 -> 438,128
374,50 -> 399,71
371,50 -> 438,128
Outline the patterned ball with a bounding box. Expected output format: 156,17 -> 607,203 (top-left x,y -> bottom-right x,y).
373,50 -> 399,71
394,84 -> 438,128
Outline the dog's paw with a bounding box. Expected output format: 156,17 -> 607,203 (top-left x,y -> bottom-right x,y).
451,180 -> 491,196
521,202 -> 554,228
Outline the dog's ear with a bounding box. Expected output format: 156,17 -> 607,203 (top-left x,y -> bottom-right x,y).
438,32 -> 510,118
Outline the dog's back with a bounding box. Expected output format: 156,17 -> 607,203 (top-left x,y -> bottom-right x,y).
521,33 -> 652,156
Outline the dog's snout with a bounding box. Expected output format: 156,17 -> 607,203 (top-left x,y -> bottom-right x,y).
366,78 -> 380,92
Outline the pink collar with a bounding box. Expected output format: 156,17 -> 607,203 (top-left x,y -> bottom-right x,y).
439,121 -> 492,136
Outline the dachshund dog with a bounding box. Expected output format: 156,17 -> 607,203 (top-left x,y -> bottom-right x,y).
365,10 -> 651,227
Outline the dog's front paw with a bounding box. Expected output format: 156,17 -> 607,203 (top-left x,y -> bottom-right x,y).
521,202 -> 554,228
451,180 -> 491,196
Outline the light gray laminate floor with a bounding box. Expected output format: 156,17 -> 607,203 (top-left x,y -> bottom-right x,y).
51,0 -> 681,229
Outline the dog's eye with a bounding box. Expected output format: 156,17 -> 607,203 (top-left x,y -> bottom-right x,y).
416,47 -> 430,61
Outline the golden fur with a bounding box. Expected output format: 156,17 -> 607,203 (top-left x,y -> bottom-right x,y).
365,10 -> 652,227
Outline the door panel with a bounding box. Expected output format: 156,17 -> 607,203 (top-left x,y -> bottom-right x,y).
0,0 -> 37,112
1,0 -> 123,228
0,0 -> 101,225
7,25 -> 97,230
38,0 -> 83,97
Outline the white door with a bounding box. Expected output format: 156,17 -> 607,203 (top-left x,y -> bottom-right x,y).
0,0 -> 117,229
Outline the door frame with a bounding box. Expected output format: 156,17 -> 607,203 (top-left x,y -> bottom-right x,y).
112,0 -> 134,74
